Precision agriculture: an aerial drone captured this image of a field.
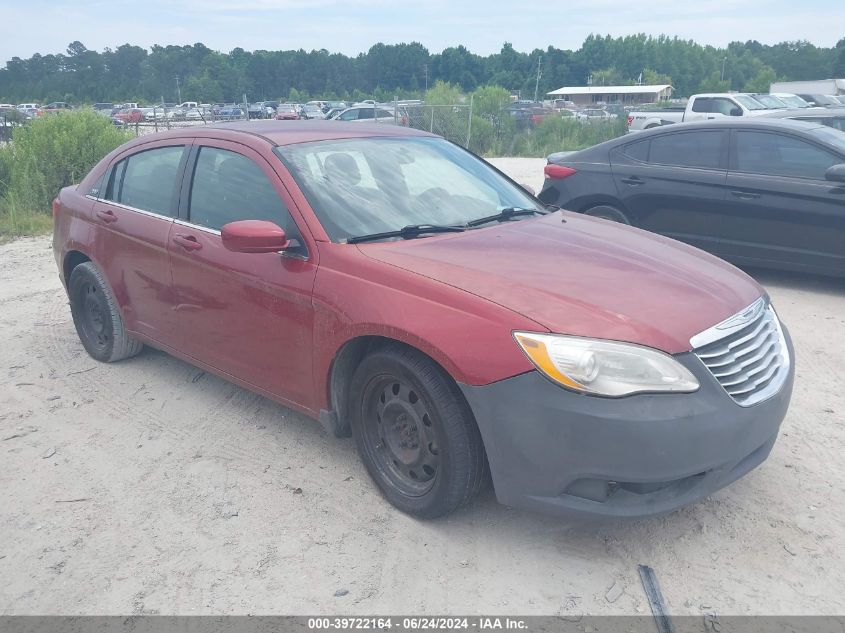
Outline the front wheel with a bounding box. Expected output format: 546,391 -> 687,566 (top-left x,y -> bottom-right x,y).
349,346 -> 488,519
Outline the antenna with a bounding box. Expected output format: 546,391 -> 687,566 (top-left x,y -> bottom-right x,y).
533,56 -> 543,102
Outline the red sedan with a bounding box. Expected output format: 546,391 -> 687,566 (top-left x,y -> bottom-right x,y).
52,122 -> 793,518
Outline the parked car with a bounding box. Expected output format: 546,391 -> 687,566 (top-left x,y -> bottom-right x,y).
332,106 -> 405,124
749,94 -> 788,109
274,104 -> 301,120
760,107 -> 845,132
41,102 -> 73,114
217,106 -> 245,121
769,93 -> 813,109
540,118 -> 845,277
247,103 -> 267,119
302,104 -> 325,120
323,107 -> 344,120
53,121 -> 794,519
627,93 -> 777,132
797,94 -> 844,108
184,107 -> 208,121
577,108 -> 616,122
113,108 -> 143,124
17,102 -> 40,111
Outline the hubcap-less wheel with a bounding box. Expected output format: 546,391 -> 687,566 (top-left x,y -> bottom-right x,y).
77,281 -> 112,353
362,376 -> 440,497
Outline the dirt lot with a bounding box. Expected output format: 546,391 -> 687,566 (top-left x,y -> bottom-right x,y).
1,158 -> 844,616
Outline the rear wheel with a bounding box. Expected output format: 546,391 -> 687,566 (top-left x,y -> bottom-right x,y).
349,346 -> 488,519
584,204 -> 630,225
68,262 -> 143,363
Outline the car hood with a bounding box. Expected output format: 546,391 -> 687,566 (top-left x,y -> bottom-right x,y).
357,212 -> 763,354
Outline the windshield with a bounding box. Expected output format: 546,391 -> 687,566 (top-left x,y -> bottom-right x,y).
752,95 -> 787,109
735,95 -> 768,110
778,95 -> 812,108
809,125 -> 845,153
276,137 -> 543,243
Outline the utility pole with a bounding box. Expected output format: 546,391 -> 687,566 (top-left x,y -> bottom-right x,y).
174,76 -> 182,104
533,55 -> 543,102
720,57 -> 727,83
423,64 -> 428,92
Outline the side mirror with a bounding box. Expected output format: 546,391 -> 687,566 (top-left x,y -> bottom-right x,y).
520,183 -> 536,196
221,220 -> 290,253
730,107 -> 743,117
825,163 -> 845,183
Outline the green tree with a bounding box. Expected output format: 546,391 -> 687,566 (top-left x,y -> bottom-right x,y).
743,66 -> 778,93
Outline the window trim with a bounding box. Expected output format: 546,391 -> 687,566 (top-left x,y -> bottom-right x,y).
101,143 -> 190,218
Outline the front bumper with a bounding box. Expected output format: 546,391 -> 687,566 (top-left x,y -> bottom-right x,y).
459,331 -> 794,518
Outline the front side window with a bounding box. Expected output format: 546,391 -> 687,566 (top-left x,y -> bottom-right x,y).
648,131 -> 725,169
105,145 -> 185,216
276,136 -> 543,242
338,109 -> 358,121
188,147 -> 298,237
710,98 -> 738,116
733,131 -> 841,179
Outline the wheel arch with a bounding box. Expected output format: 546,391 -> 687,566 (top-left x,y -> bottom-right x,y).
323,334 -> 473,439
63,250 -> 91,287
569,195 -> 632,221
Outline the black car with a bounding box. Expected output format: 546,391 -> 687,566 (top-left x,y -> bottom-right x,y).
539,119 -> 845,277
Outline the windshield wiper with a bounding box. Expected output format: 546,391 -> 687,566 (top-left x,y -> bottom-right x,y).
466,207 -> 546,228
347,224 -> 467,244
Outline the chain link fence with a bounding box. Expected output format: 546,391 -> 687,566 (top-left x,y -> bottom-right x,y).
404,104 -> 472,147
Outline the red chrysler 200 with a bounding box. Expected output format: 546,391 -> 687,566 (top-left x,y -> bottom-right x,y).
52,122 -> 794,518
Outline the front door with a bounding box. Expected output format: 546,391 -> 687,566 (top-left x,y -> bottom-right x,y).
167,140 -> 318,409
722,129 -> 845,274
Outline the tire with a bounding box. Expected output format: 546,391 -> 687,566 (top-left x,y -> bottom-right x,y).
584,204 -> 630,225
68,262 -> 143,363
349,345 -> 488,519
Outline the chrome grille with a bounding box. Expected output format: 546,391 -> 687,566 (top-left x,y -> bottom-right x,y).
691,298 -> 790,407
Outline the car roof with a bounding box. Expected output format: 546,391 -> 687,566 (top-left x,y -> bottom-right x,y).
759,108 -> 845,119
630,117 -> 830,137
119,121 -> 435,150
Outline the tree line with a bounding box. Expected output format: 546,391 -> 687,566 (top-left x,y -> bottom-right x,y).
2,35 -> 844,105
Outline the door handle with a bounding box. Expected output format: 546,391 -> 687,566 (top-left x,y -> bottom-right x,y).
730,190 -> 761,200
96,209 -> 117,223
173,234 -> 203,251
621,176 -> 644,186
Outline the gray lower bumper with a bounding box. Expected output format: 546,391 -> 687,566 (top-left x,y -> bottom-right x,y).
459,333 -> 794,518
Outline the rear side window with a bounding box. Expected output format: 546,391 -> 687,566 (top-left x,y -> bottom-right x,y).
733,131 -> 841,179
691,98 -> 711,113
649,131 -> 725,169
188,147 -> 299,236
105,146 -> 185,216
620,139 -> 649,162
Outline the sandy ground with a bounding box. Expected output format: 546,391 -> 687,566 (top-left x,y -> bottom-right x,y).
1,158 -> 844,617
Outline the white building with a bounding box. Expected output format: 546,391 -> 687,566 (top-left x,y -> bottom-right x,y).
547,84 -> 673,106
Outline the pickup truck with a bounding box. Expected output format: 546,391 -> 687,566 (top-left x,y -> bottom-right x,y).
626,93 -> 775,132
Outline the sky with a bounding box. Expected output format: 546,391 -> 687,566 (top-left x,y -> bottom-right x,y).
1,0 -> 843,63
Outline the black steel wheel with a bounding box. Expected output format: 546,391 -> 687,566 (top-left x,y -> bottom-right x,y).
68,262 -> 143,362
349,345 -> 488,518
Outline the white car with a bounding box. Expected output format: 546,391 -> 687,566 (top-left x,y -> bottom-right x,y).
332,106 -> 403,124
17,103 -> 39,111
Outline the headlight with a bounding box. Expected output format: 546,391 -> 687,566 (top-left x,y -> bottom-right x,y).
513,332 -> 699,397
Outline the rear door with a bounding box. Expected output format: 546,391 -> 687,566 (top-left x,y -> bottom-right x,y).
610,129 -> 731,251
92,140 -> 189,344
167,140 -> 319,409
723,129 -> 845,274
